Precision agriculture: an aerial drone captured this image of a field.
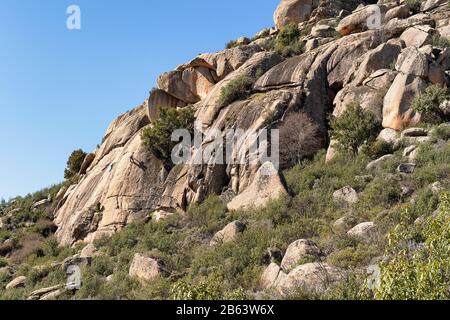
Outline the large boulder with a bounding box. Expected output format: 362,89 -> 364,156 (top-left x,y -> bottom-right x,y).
274,0 -> 320,29
333,186 -> 358,204
382,73 -> 426,130
191,44 -> 263,80
280,239 -> 322,270
377,128 -> 400,146
395,46 -> 429,78
129,253 -> 162,283
333,85 -> 384,121
382,13 -> 434,39
28,285 -> 63,301
156,66 -> 217,104
210,221 -> 246,246
352,41 -> 402,86
366,154 -> 395,170
146,89 -> 186,122
336,5 -> 385,36
277,263 -> 343,296
156,72 -> 198,104
5,276 -> 27,290
363,69 -> 398,90
80,244 -> 100,259
385,4 -> 411,22
347,222 -> 376,241
40,289 -> 64,301
227,163 -> 288,211
400,25 -> 433,48
261,263 -> 287,289
311,25 -> 336,38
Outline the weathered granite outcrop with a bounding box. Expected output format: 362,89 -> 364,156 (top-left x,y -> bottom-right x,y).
53,0 -> 450,246
55,104 -> 165,245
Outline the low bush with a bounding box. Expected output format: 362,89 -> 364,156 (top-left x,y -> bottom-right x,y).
412,84 -> 450,124
432,124 -> 450,140
432,34 -> 450,48
187,196 -> 227,235
275,23 -> 304,57
171,274 -> 224,300
218,75 -> 254,107
326,244 -> 378,269
362,140 -> 394,159
412,142 -> 450,186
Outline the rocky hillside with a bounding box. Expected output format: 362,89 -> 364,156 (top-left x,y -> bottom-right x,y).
1,0 -> 450,300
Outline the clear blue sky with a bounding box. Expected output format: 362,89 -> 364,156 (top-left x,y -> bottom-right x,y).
0,0 -> 279,200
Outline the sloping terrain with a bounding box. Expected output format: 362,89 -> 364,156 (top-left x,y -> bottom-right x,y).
0,0 -> 449,300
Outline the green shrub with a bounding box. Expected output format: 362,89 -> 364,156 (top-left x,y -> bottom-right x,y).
376,193 -> 450,300
359,178 -> 402,209
330,103 -> 381,154
432,123 -> 450,141
412,84 -> 450,124
141,106 -> 196,165
327,244 -> 378,269
362,140 -> 394,159
322,273 -> 373,300
412,142 -> 450,186
275,23 -> 304,57
171,274 -> 224,300
42,236 -> 60,257
187,196 -> 227,234
218,75 -> 254,107
0,258 -> 7,268
432,34 -> 450,48
64,149 -> 86,179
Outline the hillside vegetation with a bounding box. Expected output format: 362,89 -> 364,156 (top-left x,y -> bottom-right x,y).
1,0 -> 450,300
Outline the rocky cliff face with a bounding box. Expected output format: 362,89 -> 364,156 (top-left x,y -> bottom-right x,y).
54,0 -> 450,245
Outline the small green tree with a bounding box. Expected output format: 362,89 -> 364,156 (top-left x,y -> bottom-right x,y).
64,149 -> 87,179
141,106 -> 196,165
330,103 -> 381,154
412,84 -> 450,124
